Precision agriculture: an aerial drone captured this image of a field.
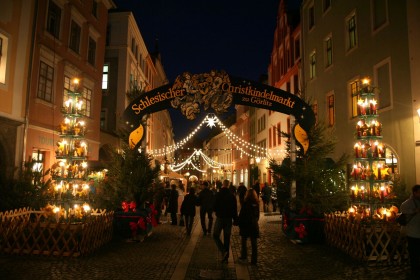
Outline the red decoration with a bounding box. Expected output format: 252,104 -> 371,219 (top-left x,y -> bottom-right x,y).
122,202 -> 129,212
138,217 -> 146,230
294,223 -> 307,239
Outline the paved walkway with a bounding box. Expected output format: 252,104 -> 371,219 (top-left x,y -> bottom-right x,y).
0,211 -> 411,280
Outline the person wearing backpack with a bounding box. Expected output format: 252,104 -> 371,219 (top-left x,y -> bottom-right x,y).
400,184 -> 420,279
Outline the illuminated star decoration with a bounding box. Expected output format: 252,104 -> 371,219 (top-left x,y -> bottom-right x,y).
205,115 -> 218,128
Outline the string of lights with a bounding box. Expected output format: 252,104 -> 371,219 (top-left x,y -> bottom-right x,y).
148,114 -> 286,158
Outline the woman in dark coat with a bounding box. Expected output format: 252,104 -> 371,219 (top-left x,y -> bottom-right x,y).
238,189 -> 260,265
181,188 -> 197,235
168,184 -> 179,225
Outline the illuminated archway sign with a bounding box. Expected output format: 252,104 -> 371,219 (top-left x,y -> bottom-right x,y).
123,70 -> 315,153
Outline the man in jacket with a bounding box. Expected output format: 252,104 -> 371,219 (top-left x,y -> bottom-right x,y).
213,179 -> 238,263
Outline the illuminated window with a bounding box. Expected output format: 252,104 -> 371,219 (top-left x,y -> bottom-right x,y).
32,150 -> 44,173
82,87 -> 92,117
0,34 -> 8,84
350,81 -> 359,118
102,64 -> 108,90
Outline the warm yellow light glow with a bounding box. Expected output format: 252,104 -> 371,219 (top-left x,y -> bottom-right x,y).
83,203 -> 91,211
417,108 -> 420,118
362,78 -> 370,85
73,78 -> 80,85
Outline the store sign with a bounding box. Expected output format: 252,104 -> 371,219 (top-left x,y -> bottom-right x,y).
123,70 -> 315,152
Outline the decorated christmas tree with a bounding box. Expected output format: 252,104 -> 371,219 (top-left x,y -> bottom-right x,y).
349,78 -> 395,221
48,78 -> 91,221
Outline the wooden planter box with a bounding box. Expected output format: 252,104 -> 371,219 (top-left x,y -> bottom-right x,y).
324,213 -> 408,265
0,208 -> 113,257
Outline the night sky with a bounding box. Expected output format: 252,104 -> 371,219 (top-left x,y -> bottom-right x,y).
112,0 -> 280,141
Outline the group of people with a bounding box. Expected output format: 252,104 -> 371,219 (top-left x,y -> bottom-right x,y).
165,179 -> 260,265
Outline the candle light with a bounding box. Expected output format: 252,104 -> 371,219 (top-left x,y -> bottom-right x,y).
380,185 -> 385,203
354,143 -> 360,158
53,206 -> 60,222
353,164 -> 358,179
377,163 -> 382,180
357,120 -> 364,137
351,186 -> 356,201
369,99 -> 377,115
361,186 -> 365,200
357,99 -> 364,115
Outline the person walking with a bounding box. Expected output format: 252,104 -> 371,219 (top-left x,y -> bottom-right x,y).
238,189 -> 260,265
197,181 -> 214,235
181,188 -> 197,235
168,183 -> 179,225
177,183 -> 185,226
213,179 -> 238,263
237,182 -> 247,207
262,182 -> 272,212
400,184 -> 420,279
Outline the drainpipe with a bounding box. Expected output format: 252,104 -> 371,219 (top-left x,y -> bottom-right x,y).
22,0 -> 38,164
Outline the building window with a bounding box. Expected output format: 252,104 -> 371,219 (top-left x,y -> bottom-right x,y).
69,20 -> 81,54
32,150 -> 44,173
286,118 -> 290,135
309,51 -> 316,79
350,81 -> 359,118
347,14 -> 357,50
0,34 -> 8,84
327,94 -> 335,127
47,1 -> 61,39
88,37 -> 96,66
92,1 -> 98,18
257,115 -> 266,133
293,75 -> 299,94
269,128 -> 272,148
37,61 -> 54,103
63,75 -> 76,106
82,87 -> 92,117
372,0 -> 388,31
308,5 -> 315,30
102,64 -> 109,90
323,0 -> 331,12
277,122 -> 281,145
325,36 -> 333,67
376,60 -> 391,109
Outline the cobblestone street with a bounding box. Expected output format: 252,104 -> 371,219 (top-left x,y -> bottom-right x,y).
0,211 -> 411,280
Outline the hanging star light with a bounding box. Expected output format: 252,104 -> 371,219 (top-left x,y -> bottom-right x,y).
205,115 -> 218,128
